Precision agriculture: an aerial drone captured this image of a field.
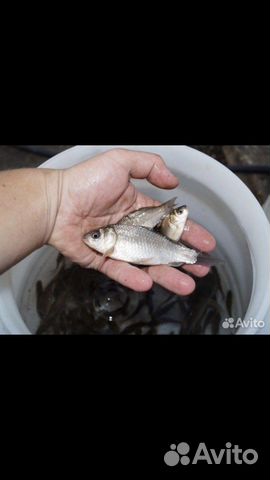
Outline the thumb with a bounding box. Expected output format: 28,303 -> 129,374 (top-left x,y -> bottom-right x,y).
111,148 -> 179,189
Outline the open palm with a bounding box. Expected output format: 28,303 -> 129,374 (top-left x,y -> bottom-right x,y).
49,149 -> 216,295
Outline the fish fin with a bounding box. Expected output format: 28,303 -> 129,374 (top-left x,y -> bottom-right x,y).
132,257 -> 157,265
162,197 -> 178,209
118,216 -> 132,225
196,254 -> 224,267
103,246 -> 115,257
168,262 -> 183,267
158,197 -> 178,217
119,197 -> 178,228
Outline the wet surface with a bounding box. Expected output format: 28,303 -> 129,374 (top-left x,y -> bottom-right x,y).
36,255 -> 233,335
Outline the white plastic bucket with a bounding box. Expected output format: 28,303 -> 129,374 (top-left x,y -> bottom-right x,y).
0,146 -> 269,334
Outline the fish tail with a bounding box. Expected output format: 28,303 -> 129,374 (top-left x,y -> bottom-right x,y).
196,253 -> 224,267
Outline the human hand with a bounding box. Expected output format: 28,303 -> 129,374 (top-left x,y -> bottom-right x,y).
47,149 -> 216,295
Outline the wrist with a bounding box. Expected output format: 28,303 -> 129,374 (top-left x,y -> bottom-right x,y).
40,168 -> 63,246
0,168 -> 63,274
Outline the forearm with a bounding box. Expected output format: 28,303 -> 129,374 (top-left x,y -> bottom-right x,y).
0,168 -> 61,273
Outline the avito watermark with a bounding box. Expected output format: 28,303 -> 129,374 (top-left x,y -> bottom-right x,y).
222,317 -> 265,329
164,442 -> 258,466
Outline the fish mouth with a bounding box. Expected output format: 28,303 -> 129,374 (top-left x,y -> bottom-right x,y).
83,233 -> 92,245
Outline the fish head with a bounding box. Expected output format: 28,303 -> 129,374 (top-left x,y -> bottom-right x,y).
83,227 -> 117,255
169,205 -> 189,227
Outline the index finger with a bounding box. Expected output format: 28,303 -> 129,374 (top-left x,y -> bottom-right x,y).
182,219 -> 216,252
108,148 -> 179,189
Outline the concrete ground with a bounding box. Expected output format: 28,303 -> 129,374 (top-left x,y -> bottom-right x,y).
190,145 -> 269,205
0,145 -> 269,204
0,145 -> 73,170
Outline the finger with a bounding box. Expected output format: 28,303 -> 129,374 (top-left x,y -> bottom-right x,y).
143,265 -> 196,295
109,148 -> 179,189
100,258 -> 153,292
182,264 -> 210,277
182,219 -> 216,252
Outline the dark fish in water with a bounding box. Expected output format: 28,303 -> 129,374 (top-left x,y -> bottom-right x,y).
36,254 -> 235,335
226,290 -> 233,317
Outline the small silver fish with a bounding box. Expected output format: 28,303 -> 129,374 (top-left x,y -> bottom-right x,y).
119,197 -> 177,229
161,205 -> 189,242
83,224 -> 198,266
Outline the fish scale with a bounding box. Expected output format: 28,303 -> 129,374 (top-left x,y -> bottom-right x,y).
111,224 -> 198,265
119,197 -> 177,228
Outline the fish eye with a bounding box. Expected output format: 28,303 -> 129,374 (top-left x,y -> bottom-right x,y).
178,205 -> 187,215
91,230 -> 101,240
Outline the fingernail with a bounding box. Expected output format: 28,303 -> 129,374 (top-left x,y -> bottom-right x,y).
180,277 -> 192,287
167,171 -> 179,183
202,236 -> 216,249
203,238 -> 211,245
